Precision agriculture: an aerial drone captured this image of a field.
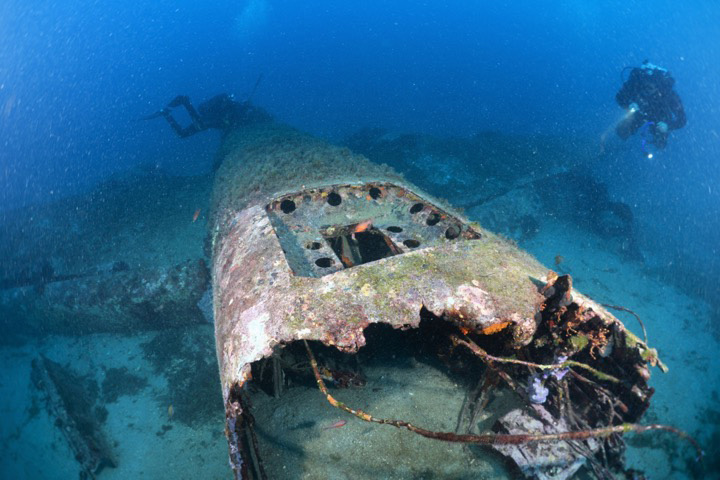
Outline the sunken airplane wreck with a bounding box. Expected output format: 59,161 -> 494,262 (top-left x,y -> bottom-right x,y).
209,115 -> 701,479
0,104 -> 700,478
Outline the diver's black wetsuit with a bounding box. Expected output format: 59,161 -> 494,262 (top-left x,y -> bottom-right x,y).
615,63 -> 686,149
144,94 -> 272,138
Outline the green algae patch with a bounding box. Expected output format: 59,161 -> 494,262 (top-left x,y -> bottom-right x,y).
569,334 -> 590,352
274,233 -> 547,350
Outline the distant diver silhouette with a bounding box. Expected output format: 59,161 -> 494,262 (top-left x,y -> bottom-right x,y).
141,93 -> 272,138
614,60 -> 686,156
141,75 -> 270,139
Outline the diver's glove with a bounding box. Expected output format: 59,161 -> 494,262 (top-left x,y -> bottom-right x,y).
656,121 -> 668,133
628,102 -> 639,113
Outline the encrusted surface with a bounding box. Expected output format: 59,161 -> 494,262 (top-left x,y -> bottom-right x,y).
210,120 -> 671,480
266,182 -> 481,277
211,123 -> 554,395
212,123 -> 415,245
214,202 -> 547,392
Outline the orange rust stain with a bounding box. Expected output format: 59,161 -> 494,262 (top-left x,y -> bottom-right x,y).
479,321 -> 512,335
192,208 -> 201,223
458,326 -> 472,335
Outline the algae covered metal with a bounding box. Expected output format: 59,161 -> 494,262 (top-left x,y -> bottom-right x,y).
211,122 -> 543,386
210,118 -> 677,479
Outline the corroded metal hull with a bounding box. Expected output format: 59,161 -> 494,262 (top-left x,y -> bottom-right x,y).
211,122 -> 547,393
210,120 -> 662,479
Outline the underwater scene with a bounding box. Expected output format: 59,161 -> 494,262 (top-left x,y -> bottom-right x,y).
1,2 -> 719,479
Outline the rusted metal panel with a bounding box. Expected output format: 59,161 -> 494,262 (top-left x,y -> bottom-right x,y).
211,123 -> 548,394
210,122 -> 561,477
492,405 -> 600,480
210,120 -> 670,479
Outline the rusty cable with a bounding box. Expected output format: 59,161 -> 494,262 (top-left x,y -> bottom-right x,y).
601,303 -> 648,345
451,334 -> 621,384
302,340 -> 703,459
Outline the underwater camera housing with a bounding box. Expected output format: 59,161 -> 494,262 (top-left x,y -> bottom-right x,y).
210,120 -> 696,479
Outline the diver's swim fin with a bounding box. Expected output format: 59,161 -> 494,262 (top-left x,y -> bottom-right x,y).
138,109 -> 169,121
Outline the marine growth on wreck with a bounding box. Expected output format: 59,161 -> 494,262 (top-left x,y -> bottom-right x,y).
209,116 -> 700,479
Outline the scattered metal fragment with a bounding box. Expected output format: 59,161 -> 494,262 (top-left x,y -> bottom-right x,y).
493,406 -> 600,480
0,259 -> 209,335
31,356 -> 117,479
0,169 -> 212,338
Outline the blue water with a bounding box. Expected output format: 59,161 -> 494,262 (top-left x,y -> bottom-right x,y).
1,1 -> 719,478
2,1 -> 719,266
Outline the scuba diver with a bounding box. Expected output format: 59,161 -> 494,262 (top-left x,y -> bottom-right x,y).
141,93 -> 272,138
615,60 -> 686,154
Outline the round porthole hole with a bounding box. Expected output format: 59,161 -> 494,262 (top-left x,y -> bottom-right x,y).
315,257 -> 334,268
280,199 -> 296,214
327,192 -> 342,206
445,225 -> 461,240
409,203 -> 424,214
426,213 -> 441,226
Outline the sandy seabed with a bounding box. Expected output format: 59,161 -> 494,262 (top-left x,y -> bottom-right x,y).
1,220 -> 718,480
